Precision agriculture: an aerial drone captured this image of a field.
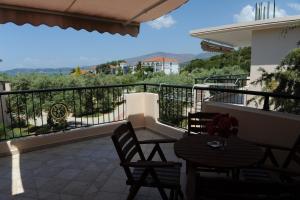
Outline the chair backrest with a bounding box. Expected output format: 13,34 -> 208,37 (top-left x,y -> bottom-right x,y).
187,112 -> 219,135
111,122 -> 145,180
282,135 -> 300,169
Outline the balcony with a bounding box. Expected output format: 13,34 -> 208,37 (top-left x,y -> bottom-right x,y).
0,83 -> 299,199
0,129 -> 179,200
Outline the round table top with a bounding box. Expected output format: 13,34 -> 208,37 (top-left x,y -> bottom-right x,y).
174,135 -> 264,169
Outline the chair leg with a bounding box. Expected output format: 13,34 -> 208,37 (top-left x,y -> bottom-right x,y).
174,189 -> 178,200
185,161 -> 189,174
127,185 -> 140,200
232,168 -> 240,180
169,189 -> 174,200
178,189 -> 184,200
157,187 -> 169,200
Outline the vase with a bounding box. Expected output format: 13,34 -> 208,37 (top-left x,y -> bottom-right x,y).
220,137 -> 228,150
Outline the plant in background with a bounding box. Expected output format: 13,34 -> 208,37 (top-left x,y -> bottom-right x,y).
252,48 -> 300,114
206,114 -> 239,138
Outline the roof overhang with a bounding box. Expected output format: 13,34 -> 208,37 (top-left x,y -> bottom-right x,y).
190,15 -> 300,47
0,0 -> 188,37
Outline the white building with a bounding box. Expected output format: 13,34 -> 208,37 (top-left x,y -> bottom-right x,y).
142,57 -> 179,74
119,62 -> 131,74
190,15 -> 300,91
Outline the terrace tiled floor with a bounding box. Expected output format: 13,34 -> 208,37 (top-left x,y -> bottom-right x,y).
0,129 -> 186,200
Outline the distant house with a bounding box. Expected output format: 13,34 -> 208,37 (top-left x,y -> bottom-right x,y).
142,57 -> 179,74
119,62 -> 131,74
88,66 -> 97,74
109,65 -> 118,74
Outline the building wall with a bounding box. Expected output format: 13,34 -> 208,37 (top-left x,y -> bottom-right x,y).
142,61 -> 179,74
249,27 -> 300,91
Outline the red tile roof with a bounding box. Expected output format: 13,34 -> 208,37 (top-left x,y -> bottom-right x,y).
144,57 -> 177,63
89,66 -> 97,71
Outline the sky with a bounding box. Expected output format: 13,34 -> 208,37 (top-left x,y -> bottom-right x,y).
0,0 -> 300,70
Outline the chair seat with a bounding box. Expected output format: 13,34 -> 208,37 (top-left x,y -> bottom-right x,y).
196,176 -> 300,200
128,163 -> 181,188
239,168 -> 282,182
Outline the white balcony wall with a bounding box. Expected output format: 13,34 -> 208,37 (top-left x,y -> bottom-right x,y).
202,102 -> 300,147
125,93 -> 184,139
202,102 -> 300,171
250,27 -> 300,91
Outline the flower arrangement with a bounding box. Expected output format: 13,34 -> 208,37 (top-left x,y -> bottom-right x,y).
206,114 -> 239,138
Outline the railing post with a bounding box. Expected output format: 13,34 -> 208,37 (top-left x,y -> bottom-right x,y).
143,84 -> 147,92
263,95 -> 270,111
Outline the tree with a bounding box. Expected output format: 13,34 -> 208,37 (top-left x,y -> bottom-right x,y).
181,47 -> 251,73
116,67 -> 123,76
253,48 -> 300,113
135,61 -> 145,79
71,66 -> 82,76
96,63 -> 111,74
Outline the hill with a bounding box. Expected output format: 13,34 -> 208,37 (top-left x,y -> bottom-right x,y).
1,52 -> 217,75
2,67 -> 72,76
124,52 -> 216,65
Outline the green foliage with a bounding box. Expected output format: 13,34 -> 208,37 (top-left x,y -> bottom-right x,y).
35,125 -> 51,135
0,123 -> 5,136
159,96 -> 188,127
0,50 -> 251,136
181,47 -> 251,73
71,66 -> 82,76
143,65 -> 246,86
116,67 -> 123,76
96,63 -> 111,74
253,48 -> 300,113
96,60 -> 125,74
3,72 -> 140,132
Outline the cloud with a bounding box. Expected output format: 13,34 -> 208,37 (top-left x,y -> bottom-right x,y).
78,56 -> 102,63
79,56 -> 89,61
273,7 -> 288,18
234,4 -> 287,23
234,5 -> 255,22
23,57 -> 40,65
288,3 -> 300,11
147,15 -> 176,29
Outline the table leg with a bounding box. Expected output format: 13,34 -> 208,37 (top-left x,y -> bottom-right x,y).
232,168 -> 240,180
186,161 -> 196,200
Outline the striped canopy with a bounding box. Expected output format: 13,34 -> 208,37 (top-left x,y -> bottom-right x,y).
0,0 -> 188,36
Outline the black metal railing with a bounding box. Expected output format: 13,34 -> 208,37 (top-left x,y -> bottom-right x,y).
195,74 -> 249,89
0,83 -> 299,141
155,84 -> 300,130
0,84 -> 144,141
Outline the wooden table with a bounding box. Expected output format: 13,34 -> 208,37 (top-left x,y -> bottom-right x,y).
174,135 -> 264,200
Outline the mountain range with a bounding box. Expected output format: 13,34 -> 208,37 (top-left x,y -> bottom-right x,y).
124,52 -> 215,66
1,52 -> 216,76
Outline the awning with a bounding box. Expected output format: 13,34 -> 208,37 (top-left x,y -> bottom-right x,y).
0,0 -> 188,37
201,40 -> 234,53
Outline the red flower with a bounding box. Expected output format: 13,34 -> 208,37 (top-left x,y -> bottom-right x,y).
207,114 -> 239,138
206,122 -> 216,135
230,116 -> 239,126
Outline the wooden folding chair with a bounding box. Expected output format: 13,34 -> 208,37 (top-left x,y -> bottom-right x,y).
185,112 -> 231,176
240,135 -> 300,183
186,112 -> 219,135
111,122 -> 184,200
